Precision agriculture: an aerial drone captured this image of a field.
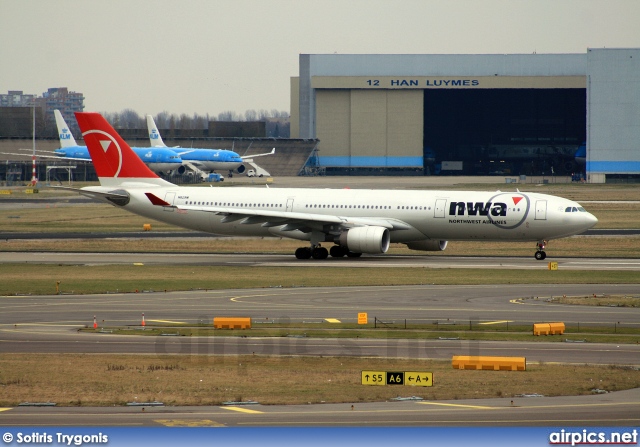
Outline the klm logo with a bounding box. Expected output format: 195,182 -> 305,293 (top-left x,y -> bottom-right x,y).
150,130 -> 159,140
449,202 -> 507,217
60,128 -> 71,140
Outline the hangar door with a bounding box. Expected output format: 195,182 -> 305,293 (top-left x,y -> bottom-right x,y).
316,89 -> 423,169
424,89 -> 586,176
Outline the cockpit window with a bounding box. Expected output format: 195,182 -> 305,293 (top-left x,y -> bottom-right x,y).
565,206 -> 583,213
578,207 -> 586,212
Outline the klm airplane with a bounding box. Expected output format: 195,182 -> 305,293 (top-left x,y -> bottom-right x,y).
147,115 -> 274,176
53,110 -> 184,173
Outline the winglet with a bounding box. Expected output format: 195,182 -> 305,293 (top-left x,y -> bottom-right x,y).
145,192 -> 171,206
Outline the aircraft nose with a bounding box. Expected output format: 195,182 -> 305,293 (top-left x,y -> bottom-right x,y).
581,211 -> 598,231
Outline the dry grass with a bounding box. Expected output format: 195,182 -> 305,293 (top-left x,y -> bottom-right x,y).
1,354 -> 638,406
554,295 -> 640,307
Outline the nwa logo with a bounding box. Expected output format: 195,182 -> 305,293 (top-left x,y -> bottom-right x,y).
60,128 -> 72,140
448,195 -> 529,230
449,201 -> 508,217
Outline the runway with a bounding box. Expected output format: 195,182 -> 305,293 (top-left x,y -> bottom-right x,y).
2,388 -> 639,427
1,284 -> 639,363
3,251 -> 640,270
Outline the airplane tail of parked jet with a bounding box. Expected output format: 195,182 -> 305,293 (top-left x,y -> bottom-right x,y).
146,115 -> 168,148
75,112 -> 174,187
54,110 -> 79,148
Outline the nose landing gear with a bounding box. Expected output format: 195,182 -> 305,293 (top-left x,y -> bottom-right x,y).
535,240 -> 547,260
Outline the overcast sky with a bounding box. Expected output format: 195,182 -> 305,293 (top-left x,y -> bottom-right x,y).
2,0 -> 639,117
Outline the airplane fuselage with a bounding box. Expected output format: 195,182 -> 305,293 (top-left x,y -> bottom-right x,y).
55,146 -> 182,172
87,185 -> 597,245
177,149 -> 244,171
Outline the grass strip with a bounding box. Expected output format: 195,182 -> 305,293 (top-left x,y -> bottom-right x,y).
1,354 -> 638,407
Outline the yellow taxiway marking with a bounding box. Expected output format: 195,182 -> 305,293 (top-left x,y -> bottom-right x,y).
479,320 -> 513,325
0,408 -> 12,412
133,263 -> 144,266
155,419 -> 224,427
509,299 -> 524,304
325,318 -> 341,323
221,406 -> 263,414
418,402 -> 494,410
147,319 -> 187,324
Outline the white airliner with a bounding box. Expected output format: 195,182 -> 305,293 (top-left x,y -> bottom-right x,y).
146,115 -> 274,175
67,112 -> 598,260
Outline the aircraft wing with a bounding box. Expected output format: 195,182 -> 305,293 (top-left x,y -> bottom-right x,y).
14,148 -> 60,154
145,192 -> 412,233
174,149 -> 196,156
0,152 -> 90,162
241,147 -> 275,159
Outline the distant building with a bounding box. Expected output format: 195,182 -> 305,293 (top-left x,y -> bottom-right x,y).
0,88 -> 84,137
0,90 -> 37,108
39,88 -> 85,134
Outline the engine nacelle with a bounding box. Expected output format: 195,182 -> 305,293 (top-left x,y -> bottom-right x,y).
235,164 -> 246,174
405,240 -> 448,252
339,226 -> 390,254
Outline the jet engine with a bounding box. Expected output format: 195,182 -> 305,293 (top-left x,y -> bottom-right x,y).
339,226 -> 390,254
235,164 -> 246,174
405,240 -> 448,251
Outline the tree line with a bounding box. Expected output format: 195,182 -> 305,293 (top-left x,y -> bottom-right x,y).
103,109 -> 290,129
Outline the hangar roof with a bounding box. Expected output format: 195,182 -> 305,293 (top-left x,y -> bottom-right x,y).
303,53 -> 587,77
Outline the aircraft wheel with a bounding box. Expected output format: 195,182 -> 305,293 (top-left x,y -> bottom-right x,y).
330,245 -> 347,258
534,251 -> 546,261
346,251 -> 362,258
295,247 -> 311,259
312,247 -> 329,259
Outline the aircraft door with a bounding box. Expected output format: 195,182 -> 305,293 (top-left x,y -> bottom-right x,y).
535,200 -> 547,220
163,192 -> 176,212
286,198 -> 294,212
434,199 -> 447,218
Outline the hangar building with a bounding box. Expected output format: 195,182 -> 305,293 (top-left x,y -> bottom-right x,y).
291,48 -> 640,182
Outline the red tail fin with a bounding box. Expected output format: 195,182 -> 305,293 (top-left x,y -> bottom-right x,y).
75,112 -> 159,180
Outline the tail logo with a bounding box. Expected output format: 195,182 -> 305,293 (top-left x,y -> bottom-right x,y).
82,129 -> 123,178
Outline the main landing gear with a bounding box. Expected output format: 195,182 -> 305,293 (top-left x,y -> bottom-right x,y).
534,240 -> 547,260
294,244 -> 362,260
